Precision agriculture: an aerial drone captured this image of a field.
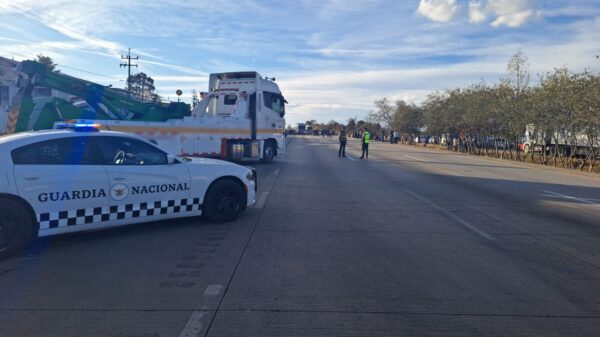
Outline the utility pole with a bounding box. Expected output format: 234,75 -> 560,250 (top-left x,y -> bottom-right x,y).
120,48 -> 138,95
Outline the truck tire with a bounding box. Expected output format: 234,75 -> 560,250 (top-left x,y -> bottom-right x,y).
203,179 -> 245,223
261,142 -> 275,163
0,199 -> 35,260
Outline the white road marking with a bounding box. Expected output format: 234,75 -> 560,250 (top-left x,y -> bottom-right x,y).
254,192 -> 269,208
178,311 -> 205,337
178,284 -> 226,336
204,284 -> 223,296
274,168 -> 280,176
542,190 -> 600,205
346,155 -> 356,161
403,154 -> 426,162
402,188 -> 496,241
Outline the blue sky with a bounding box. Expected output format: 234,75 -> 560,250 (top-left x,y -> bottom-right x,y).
0,0 -> 598,127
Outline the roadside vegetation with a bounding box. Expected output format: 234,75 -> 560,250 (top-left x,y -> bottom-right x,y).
297,51 -> 600,173
377,51 -> 600,172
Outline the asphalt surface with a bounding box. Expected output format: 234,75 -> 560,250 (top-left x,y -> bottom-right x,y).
1,135 -> 599,337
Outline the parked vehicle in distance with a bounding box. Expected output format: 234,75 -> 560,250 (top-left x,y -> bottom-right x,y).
521,124 -> 599,157
485,137 -> 509,149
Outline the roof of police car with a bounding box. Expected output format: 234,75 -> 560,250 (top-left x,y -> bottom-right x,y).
0,129 -> 137,146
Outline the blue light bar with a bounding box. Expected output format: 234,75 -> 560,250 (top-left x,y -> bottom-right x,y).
55,122 -> 101,132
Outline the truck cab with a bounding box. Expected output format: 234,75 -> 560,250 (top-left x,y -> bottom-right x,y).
187,72 -> 287,161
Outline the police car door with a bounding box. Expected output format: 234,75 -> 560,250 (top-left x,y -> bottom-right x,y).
11,136 -> 110,235
94,136 -> 193,225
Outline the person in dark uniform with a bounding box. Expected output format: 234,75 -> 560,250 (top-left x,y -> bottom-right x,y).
338,126 -> 347,157
360,127 -> 370,159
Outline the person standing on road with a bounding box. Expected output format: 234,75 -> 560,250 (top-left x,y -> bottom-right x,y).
360,127 -> 370,159
338,127 -> 347,157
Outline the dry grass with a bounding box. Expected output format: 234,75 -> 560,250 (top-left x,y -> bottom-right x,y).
409,143 -> 600,174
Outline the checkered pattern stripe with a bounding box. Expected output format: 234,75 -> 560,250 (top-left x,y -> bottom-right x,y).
38,198 -> 202,230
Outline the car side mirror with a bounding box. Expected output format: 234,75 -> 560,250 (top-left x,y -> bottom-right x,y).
167,154 -> 179,164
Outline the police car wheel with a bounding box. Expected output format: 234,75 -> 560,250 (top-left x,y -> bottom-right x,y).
261,142 -> 275,163
203,179 -> 245,223
0,199 -> 35,259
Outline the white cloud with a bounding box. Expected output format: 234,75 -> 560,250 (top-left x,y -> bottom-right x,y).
487,0 -> 534,28
139,60 -> 207,76
469,1 -> 486,23
417,0 -> 459,23
490,10 -> 533,28
150,76 -> 205,83
416,0 -> 537,28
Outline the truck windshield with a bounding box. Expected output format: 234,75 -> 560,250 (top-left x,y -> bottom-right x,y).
263,91 -> 285,116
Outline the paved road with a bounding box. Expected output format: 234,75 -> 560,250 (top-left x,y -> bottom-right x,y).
1,135 -> 599,336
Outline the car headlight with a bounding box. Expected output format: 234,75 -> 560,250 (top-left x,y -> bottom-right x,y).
245,166 -> 256,181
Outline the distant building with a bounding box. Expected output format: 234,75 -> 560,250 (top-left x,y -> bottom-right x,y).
0,56 -> 83,134
0,56 -> 19,134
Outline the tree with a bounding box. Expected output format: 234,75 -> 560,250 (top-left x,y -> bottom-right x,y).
346,118 -> 356,131
372,98 -> 394,127
36,54 -> 58,72
126,72 -> 156,101
326,120 -> 342,133
503,50 -> 531,160
505,49 -> 530,93
364,49 -> 599,170
393,100 -> 423,135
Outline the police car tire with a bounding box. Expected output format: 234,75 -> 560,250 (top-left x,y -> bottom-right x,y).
203,179 -> 245,223
261,142 -> 275,163
0,199 -> 35,259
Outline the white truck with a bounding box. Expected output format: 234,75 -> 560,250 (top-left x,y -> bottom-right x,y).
520,124 -> 599,157
64,72 -> 287,162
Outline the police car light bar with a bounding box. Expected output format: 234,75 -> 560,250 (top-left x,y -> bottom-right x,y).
55,122 -> 101,132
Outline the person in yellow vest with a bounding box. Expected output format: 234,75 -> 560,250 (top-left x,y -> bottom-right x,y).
338,126 -> 347,157
360,127 -> 370,159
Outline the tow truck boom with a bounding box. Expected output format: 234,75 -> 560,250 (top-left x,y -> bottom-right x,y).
8,60 -> 189,133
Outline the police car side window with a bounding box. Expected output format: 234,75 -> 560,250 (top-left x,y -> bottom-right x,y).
12,137 -> 99,165
96,137 -> 167,165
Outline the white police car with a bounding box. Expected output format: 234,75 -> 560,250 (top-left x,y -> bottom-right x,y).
0,124 -> 256,258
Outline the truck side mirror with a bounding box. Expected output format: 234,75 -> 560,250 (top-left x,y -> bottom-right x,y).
167,154 -> 179,164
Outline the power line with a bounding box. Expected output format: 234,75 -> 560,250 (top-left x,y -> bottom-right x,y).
58,64 -> 116,79
0,3 -> 63,36
142,62 -> 171,77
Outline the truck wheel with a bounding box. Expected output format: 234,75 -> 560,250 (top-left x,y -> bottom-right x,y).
0,199 -> 35,260
261,142 -> 275,163
203,179 -> 245,223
